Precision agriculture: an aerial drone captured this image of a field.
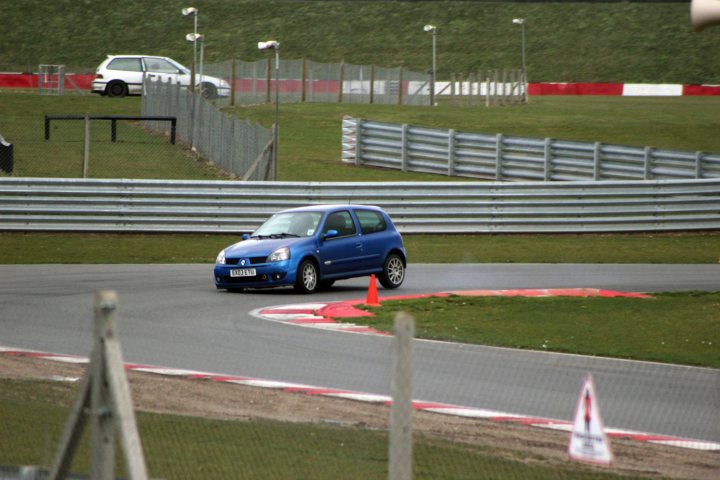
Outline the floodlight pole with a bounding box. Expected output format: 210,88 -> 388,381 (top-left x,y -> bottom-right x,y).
182,7 -> 198,91
513,18 -> 527,103
424,25 -> 437,106
273,46 -> 280,175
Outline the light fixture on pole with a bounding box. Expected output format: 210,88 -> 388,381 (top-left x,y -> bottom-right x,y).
185,32 -> 204,152
182,7 -> 198,91
258,40 -> 280,179
512,18 -> 527,102
186,33 -> 205,94
423,24 -> 437,106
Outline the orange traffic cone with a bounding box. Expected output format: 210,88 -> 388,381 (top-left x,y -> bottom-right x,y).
365,274 -> 380,306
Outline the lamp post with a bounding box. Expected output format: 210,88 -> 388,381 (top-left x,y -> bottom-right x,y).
182,7 -> 198,91
258,40 -> 280,178
423,24 -> 437,106
186,33 -> 205,93
512,18 -> 527,102
186,33 -> 204,151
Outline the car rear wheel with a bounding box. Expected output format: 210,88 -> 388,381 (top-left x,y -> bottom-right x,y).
294,259 -> 318,294
379,253 -> 404,289
106,80 -> 128,98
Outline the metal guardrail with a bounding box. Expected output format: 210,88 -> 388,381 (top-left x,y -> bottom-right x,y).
1,177 -> 719,233
342,117 -> 720,182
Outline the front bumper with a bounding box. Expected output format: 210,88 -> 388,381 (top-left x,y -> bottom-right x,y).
213,262 -> 295,289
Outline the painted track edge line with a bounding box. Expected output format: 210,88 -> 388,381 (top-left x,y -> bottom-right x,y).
3,346 -> 717,452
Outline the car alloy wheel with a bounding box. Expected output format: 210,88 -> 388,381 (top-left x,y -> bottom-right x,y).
295,259 -> 318,294
379,253 -> 404,289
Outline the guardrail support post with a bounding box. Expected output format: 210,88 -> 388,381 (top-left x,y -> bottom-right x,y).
593,142 -> 602,180
448,129 -> 456,177
544,137 -> 552,181
644,146 -> 653,180
82,115 -> 90,179
495,133 -> 503,180
400,124 -> 409,172
355,119 -> 363,166
695,151 -> 704,179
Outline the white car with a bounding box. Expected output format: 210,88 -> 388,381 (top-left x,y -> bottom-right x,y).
91,54 -> 230,99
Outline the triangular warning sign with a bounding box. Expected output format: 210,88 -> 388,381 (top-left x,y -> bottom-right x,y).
568,373 -> 614,466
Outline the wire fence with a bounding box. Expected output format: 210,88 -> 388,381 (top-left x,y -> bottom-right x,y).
205,58 -> 432,107
141,78 -> 275,180
1,284 -> 719,479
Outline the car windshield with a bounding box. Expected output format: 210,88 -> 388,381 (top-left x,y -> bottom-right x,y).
252,211 -> 322,238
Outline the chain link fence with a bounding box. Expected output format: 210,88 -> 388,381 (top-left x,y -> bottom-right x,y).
206,58 -> 432,108
141,78 -> 275,181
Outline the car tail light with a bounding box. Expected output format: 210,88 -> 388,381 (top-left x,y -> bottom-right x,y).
95,74 -> 104,79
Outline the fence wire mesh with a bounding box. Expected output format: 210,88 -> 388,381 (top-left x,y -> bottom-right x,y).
1,284 -> 719,479
201,58 -> 433,107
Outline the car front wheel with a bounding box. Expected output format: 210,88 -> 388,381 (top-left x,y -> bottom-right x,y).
201,83 -> 218,99
379,253 -> 404,289
294,259 -> 319,294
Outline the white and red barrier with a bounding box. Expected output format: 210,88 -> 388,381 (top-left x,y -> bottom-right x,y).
1,73 -> 719,96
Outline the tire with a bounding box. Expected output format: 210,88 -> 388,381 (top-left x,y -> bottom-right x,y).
379,253 -> 404,289
106,80 -> 128,98
294,259 -> 319,294
201,83 -> 218,99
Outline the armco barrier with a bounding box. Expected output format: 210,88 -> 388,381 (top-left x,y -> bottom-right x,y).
342,117 -> 720,182
1,177 -> 719,233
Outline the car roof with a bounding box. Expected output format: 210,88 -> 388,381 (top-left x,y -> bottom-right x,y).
280,204 -> 383,214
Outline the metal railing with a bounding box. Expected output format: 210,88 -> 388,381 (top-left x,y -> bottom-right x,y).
141,78 -> 275,180
1,177 -> 718,234
342,117 -> 720,182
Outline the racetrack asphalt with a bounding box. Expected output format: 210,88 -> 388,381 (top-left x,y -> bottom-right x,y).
1,263 -> 718,442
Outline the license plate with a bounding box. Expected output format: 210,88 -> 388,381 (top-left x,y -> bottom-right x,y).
230,268 -> 256,278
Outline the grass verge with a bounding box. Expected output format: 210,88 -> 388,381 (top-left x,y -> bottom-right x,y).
1,232 -> 719,264
0,377 -> 655,480
357,293 -> 720,368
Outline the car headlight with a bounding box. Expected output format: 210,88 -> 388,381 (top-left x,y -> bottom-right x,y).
267,247 -> 290,262
216,250 -> 226,265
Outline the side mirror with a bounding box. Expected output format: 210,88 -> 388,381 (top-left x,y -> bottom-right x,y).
242,233 -> 250,241
323,229 -> 339,240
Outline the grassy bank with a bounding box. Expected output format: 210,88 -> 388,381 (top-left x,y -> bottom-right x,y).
357,292 -> 720,368
3,1 -> 720,83
1,232 -> 719,264
3,92 -> 720,181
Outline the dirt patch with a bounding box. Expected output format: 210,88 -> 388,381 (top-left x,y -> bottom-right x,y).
1,354 -> 717,479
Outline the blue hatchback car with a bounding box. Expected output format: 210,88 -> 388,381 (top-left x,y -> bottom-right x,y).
214,204 -> 407,293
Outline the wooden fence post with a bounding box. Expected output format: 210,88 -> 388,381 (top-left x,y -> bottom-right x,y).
388,312 -> 415,480
338,60 -> 345,103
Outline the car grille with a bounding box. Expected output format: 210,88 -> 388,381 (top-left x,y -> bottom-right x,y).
225,256 -> 266,265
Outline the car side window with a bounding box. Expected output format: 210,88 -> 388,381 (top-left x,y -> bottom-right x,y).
145,58 -> 179,73
355,209 -> 387,235
107,58 -> 143,72
323,211 -> 357,237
